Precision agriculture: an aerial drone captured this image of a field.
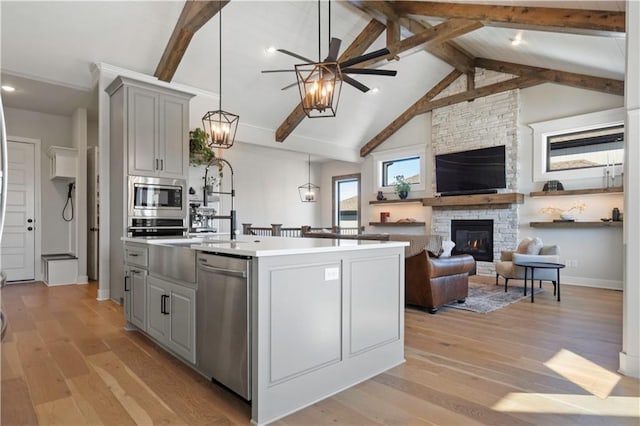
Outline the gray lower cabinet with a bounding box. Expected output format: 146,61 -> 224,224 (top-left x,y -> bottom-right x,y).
146,275 -> 196,364
126,266 -> 147,330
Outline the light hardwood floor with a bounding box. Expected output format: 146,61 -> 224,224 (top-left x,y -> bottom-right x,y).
1,278 -> 638,425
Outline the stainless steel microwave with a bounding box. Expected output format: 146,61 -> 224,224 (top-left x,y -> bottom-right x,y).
128,176 -> 186,219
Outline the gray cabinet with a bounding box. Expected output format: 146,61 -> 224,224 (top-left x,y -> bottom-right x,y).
146,275 -> 196,363
107,76 -> 192,180
124,243 -> 148,330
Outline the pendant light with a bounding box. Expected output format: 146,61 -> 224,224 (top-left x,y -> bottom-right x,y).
295,0 -> 342,118
298,154 -> 320,202
202,0 -> 239,149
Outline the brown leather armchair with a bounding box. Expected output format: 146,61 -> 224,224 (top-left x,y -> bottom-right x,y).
405,250 -> 475,314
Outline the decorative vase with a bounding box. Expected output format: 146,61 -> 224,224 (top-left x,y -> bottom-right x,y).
560,212 -> 575,221
376,191 -> 385,201
398,190 -> 408,200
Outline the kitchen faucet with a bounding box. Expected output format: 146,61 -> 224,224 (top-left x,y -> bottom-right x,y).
203,158 -> 237,240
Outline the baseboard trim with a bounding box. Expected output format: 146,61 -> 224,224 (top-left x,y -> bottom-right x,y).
76,275 -> 89,284
619,352 -> 640,378
96,288 -> 110,301
561,275 -> 623,290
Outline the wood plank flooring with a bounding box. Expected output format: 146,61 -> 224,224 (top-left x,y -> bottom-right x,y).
1,278 -> 638,425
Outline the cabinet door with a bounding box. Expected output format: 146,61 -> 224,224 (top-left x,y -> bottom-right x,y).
128,87 -> 159,176
146,276 -> 169,342
158,95 -> 188,179
123,267 -> 132,323
166,283 -> 196,363
130,268 -> 147,330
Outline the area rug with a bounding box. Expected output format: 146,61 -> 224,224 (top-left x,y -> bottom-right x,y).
444,280 -> 543,314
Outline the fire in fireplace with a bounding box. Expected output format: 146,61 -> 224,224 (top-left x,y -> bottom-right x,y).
451,220 -> 494,262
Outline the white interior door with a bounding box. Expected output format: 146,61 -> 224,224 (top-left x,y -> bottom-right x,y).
1,141 -> 36,281
87,147 -> 99,280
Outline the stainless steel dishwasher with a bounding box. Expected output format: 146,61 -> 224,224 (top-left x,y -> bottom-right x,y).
196,251 -> 251,400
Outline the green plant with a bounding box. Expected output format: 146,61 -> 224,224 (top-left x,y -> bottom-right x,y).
394,175 -> 411,194
189,128 -> 216,165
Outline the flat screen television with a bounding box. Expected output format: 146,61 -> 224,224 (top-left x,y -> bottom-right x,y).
435,145 -> 506,195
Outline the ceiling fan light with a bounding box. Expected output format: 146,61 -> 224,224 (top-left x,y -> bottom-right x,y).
295,62 -> 342,118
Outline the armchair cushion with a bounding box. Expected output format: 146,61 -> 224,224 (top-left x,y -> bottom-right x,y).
495,242 -> 561,282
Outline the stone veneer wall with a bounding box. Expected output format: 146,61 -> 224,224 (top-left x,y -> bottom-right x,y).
431,69 -> 520,276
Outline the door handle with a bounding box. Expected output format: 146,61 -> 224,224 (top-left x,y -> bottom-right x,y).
27,226 -> 33,231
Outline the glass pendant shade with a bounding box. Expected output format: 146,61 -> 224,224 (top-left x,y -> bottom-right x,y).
295,62 -> 342,118
202,110 -> 239,149
298,182 -> 320,202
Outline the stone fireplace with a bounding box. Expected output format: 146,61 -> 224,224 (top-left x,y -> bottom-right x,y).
451,219 -> 493,262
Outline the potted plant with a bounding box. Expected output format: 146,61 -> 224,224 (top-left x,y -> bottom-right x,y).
394,175 -> 411,199
189,128 -> 216,166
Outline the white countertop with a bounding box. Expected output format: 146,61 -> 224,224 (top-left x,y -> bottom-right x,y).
122,234 -> 408,257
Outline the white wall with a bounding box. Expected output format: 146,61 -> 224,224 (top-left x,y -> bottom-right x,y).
519,83 -> 624,288
320,114 -> 433,235
187,142 -> 321,233
4,107 -> 74,255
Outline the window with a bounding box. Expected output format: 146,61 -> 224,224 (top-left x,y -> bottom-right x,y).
547,125 -> 624,172
530,108 -> 624,182
382,156 -> 420,187
372,145 -> 426,193
332,174 -> 360,232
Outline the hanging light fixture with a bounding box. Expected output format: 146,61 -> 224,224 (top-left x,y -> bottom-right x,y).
202,0 -> 239,149
298,154 -> 320,202
295,0 -> 342,118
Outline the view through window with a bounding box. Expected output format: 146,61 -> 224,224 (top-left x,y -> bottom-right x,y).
382,156 -> 421,187
333,174 -> 360,231
547,124 -> 624,172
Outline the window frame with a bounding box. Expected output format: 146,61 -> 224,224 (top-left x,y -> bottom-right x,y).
332,173 -> 361,230
529,107 -> 624,182
372,145 -> 426,193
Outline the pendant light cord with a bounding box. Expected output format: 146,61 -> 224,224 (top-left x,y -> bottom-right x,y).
219,0 -> 222,111
317,0 -> 321,62
308,155 -> 311,183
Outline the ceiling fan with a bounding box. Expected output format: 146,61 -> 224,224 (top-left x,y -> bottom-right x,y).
262,37 -> 397,93
261,0 -> 396,94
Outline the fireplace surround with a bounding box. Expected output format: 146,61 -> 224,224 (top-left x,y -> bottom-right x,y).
451,219 -> 494,262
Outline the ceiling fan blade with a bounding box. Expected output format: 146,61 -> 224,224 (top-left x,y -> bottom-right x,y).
339,48 -> 391,68
343,75 -> 370,93
261,69 -> 297,73
342,68 -> 397,76
326,38 -> 342,62
281,81 -> 299,91
277,49 -> 314,63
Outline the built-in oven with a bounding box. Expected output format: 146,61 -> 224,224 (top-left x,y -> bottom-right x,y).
128,176 -> 186,219
127,217 -> 187,237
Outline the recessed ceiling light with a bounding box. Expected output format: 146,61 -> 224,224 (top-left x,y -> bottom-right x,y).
266,46 -> 276,54
370,87 -> 379,94
510,37 -> 522,46
1,85 -> 16,92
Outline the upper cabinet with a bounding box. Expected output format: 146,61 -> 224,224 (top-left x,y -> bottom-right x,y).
107,76 -> 193,179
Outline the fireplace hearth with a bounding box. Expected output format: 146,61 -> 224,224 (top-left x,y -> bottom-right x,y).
451,220 -> 494,262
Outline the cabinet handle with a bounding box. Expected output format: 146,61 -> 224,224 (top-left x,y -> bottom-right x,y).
161,294 -> 170,315
155,159 -> 159,170
128,253 -> 139,257
160,159 -> 164,170
124,275 -> 130,292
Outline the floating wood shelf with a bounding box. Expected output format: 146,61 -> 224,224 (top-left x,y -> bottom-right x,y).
369,221 -> 426,227
421,192 -> 524,208
530,221 -> 623,228
369,198 -> 423,205
529,187 -> 623,197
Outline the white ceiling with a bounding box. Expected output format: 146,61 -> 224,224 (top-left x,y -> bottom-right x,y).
0,1 -> 627,160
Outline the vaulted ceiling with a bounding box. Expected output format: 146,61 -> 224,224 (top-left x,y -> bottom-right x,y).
0,1 -> 626,161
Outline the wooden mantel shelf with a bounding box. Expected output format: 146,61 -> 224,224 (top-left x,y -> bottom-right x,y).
421,192 -> 524,208
530,221 -> 623,228
369,221 -> 426,227
369,198 -> 423,205
530,186 -> 623,197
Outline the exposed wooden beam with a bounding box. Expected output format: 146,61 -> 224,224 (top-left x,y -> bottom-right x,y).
353,19 -> 482,70
475,58 -> 624,96
347,0 -> 475,73
154,0 -> 229,82
386,18 -> 401,47
359,70 -> 462,157
275,19 -> 386,143
360,74 -> 545,157
394,1 -> 625,35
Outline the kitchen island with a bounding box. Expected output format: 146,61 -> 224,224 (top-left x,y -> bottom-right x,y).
122,235 -> 408,425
